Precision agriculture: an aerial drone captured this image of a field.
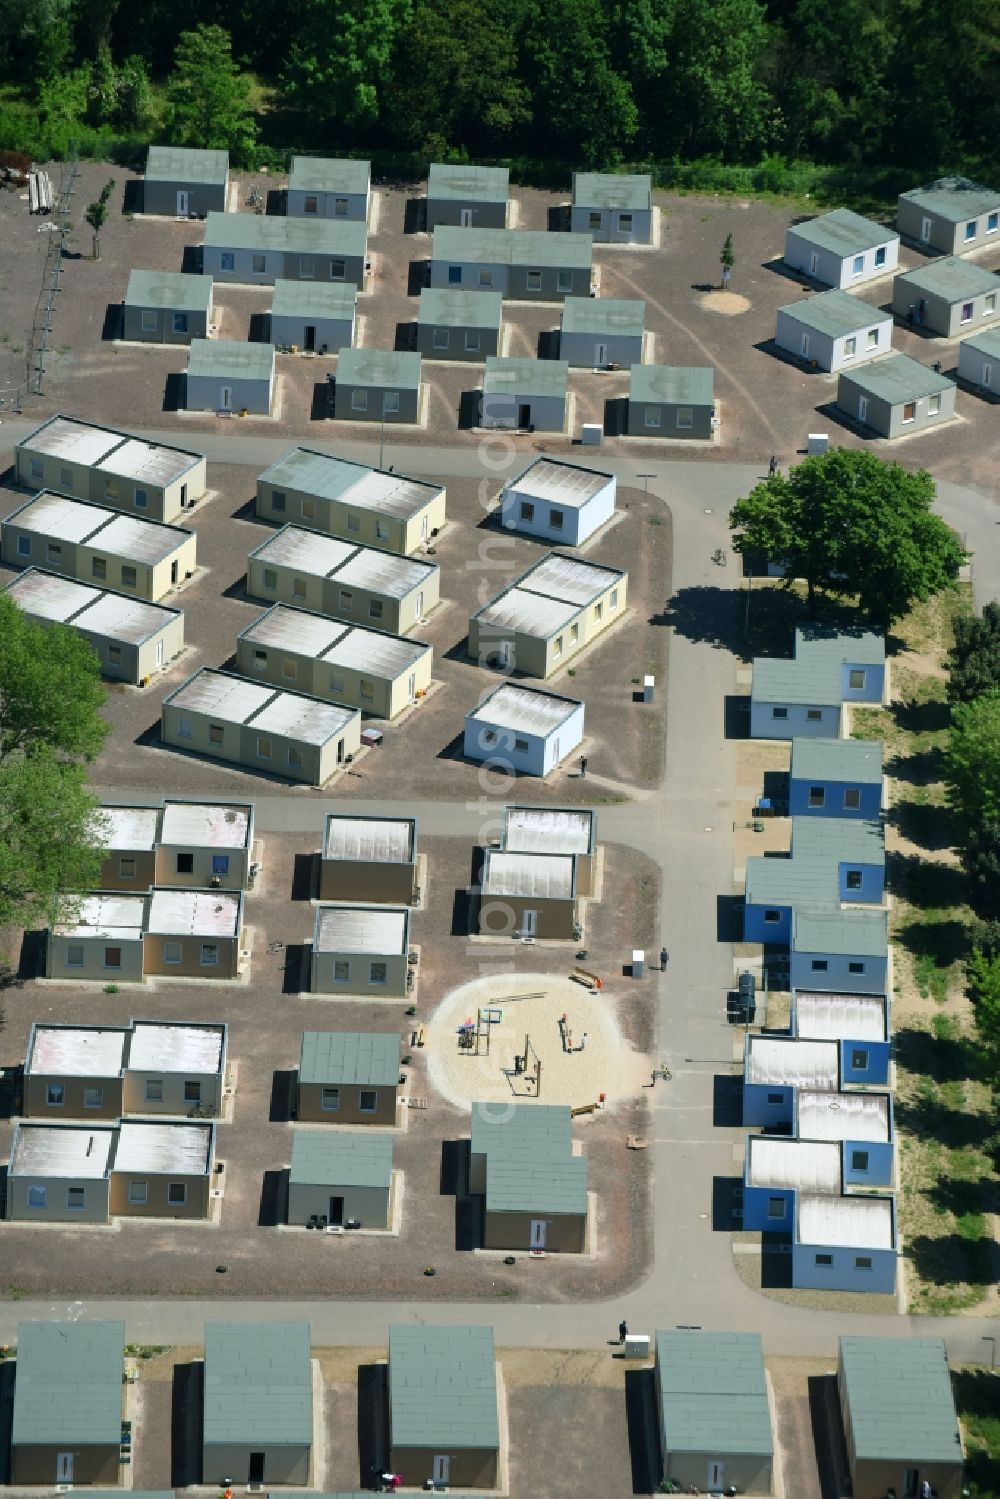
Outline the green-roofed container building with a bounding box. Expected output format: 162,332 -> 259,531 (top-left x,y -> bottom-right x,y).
185,339 -> 276,416
425,163 -> 509,232
774,289 -> 893,373
836,353 -> 957,438
481,357 -> 569,432
11,1320 -> 125,1485
429,226 -> 593,302
287,156 -> 371,223
333,349 -> 422,425
388,1325 -> 500,1488
202,212 -> 368,288
743,815 -> 885,943
269,280 -> 357,356
559,297 -> 646,368
416,289 -> 504,363
571,172 -> 652,243
626,365 -> 716,438
297,1029 -> 402,1125
783,208 -> 899,289
897,176 -> 1000,256
124,269 -> 214,345
202,1321 -> 314,1485
838,1337 -> 964,1498
892,256 -> 1000,337
287,1128 -> 393,1228
957,325 -> 1000,393
654,1330 -> 774,1495
469,1102 -> 588,1252
789,737 -> 884,820
750,625 -> 885,740
791,906 -> 889,995
143,146 -> 229,217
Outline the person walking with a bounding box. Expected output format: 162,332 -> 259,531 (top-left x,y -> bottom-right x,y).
768,455 -> 777,477
618,1319 -> 628,1344
579,755 -> 588,778
660,947 -> 669,972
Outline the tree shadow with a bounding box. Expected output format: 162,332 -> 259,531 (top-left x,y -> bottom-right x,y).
658,584 -> 749,655
883,744 -> 945,787
896,915 -> 969,968
170,1360 -> 203,1487
712,1175 -> 744,1231
624,1367 -> 660,1494
907,1231 -> 999,1287
895,1024 -> 988,1088
807,1374 -> 849,1499
926,1174 -> 997,1226
269,1068 -> 297,1123
890,697 -> 952,735
258,1167 -> 287,1227
886,850 -> 966,906
887,800 -> 959,852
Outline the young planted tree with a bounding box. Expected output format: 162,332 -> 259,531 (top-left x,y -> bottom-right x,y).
84,176 -> 114,259
163,24 -> 258,163
720,232 -> 734,286
729,448 -> 966,629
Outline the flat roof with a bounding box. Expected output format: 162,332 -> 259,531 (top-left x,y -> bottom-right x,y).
656,1331 -> 773,1459
55,892 -> 147,941
630,364 -> 714,405
789,207 -> 897,256
251,691 -> 357,744
746,1035 -> 839,1090
744,851 -> 836,909
753,626 -> 883,706
326,623 -> 428,677
159,800 -> 252,849
961,326 -> 1000,359
897,254 -> 1000,301
289,1129 -> 392,1189
389,1325 -> 499,1451
840,352 -> 954,403
432,225 -> 592,270
418,288 -> 504,328
428,162 -> 509,203
271,278 -> 357,320
114,1120 -> 212,1175
289,155 -> 370,194
5,491 -> 193,558
251,525 -> 358,577
19,413 -> 123,467
468,682 -> 582,739
5,569 -> 97,622
475,584 -> 579,638
125,269 -> 213,313
796,1192 -> 893,1248
128,1021 -> 225,1074
250,527 -> 437,596
314,904 -> 408,954
259,447 -> 442,521
323,815 -> 415,864
204,211 -> 367,256
777,289 -> 893,338
790,736 -> 883,784
146,888 -> 241,937
28,1024 -> 128,1077
839,1338 -> 961,1463
95,804 -> 160,850
12,1321 -> 124,1447
484,356 -> 569,399
794,992 -> 888,1043
524,551 -> 625,603
746,1136 -> 842,1193
187,338 -> 275,382
73,588 -> 180,646
573,171 -> 651,210
899,177 -> 1000,223
337,348 -> 421,390
793,905 -> 888,957
482,850 -> 576,900
165,668 -> 358,745
790,814 -> 885,866
204,1322 -> 313,1448
797,1089 -> 891,1143
97,508 -> 194,560
96,438 -> 203,488
561,296 -> 645,336
243,606 -> 428,678
470,1102 -> 587,1215
299,1030 -> 401,1087
504,805 -> 594,856
333,547 -> 437,595
11,1122 -> 115,1178
506,456 -> 611,507
147,145 -> 228,184
242,604 -> 344,657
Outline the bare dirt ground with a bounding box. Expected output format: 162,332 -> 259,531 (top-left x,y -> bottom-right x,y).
1,164 -> 998,486
0,835 -> 657,1301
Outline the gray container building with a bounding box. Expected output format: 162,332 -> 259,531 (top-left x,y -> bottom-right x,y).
416,288 -> 503,361
287,1130 -> 393,1229
655,1331 -> 774,1496
429,226 -> 593,301
774,290 -> 893,373
10,1320 -> 125,1485
836,353 -> 956,437
388,1325 -> 500,1489
425,163 -> 509,231
202,1321 -> 313,1486
123,269 -> 213,344
143,146 -> 228,217
269,280 -> 356,355
837,1337 -> 964,1499
892,256 -> 1000,337
185,339 -> 276,415
783,209 -> 899,289
570,172 -> 652,243
957,325 -> 1000,394
897,176 -> 1000,255
627,365 -> 715,438
202,212 -> 367,287
559,296 -> 645,368
334,349 -> 421,423
287,156 -> 370,222
481,356 -> 568,431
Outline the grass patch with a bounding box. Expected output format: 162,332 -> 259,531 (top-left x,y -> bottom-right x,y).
956,1370 -> 1000,1499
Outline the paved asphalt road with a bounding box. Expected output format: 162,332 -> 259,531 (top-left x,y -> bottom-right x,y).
1,428 -> 997,1357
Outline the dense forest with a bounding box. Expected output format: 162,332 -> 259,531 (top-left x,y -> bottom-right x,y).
0,0 -> 998,189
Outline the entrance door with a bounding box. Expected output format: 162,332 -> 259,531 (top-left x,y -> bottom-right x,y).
248,1452 -> 265,1485
155,639 -> 164,668
491,639 -> 512,670
176,190 -> 189,217
337,739 -> 345,764
707,1459 -> 725,1492
518,402 -> 531,428
809,251 -> 819,275
594,342 -> 608,367
858,396 -> 868,424
522,909 -> 538,938
432,1455 -> 452,1484
329,1195 -> 344,1226
460,208 -> 473,228
529,1218 -> 546,1248
983,361 -> 993,389
414,590 -> 424,621
304,324 -> 316,352
171,560 -> 179,584
407,672 -> 416,703
920,216 -> 932,243
800,332 -> 810,358
56,1453 -> 74,1483
219,385 -> 233,411
903,1470 -> 919,1499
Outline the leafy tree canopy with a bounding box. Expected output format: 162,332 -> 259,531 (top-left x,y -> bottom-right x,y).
943,690 -> 1000,845
963,820 -> 1000,920
729,449 -> 966,629
163,24 -> 258,163
947,601 -> 1000,705
0,595 -> 108,763
281,0 -> 412,131
966,947 -> 1000,1061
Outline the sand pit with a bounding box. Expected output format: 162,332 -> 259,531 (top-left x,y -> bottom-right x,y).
699,290 -> 751,315
425,971 -> 650,1112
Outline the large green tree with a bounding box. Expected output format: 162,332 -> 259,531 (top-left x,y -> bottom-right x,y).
0,595 -> 107,762
522,0 -> 638,165
163,24 -> 258,163
947,601 -> 1000,704
656,0 -> 770,160
281,0 -> 411,131
963,821 -> 1000,920
943,691 -> 1000,844
729,449 -> 966,629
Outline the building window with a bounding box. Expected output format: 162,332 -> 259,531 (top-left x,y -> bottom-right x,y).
432,328 -> 449,350
843,787 -> 861,810
302,498 -> 316,520
92,556 -> 107,580
588,211 -> 602,230
105,480 -> 120,500
250,255 -> 266,274
553,636 -> 563,659
845,869 -> 863,890
526,270 -> 542,291
220,252 -> 235,271
141,309 -> 157,331
851,254 -> 864,277
766,1093 -> 783,1105
46,543 -> 62,564
47,1084 -> 65,1106
763,909 -> 782,924
645,408 -> 662,429
282,659 -> 298,681
107,645 -> 122,666
850,1150 -> 870,1172
59,466 -> 72,488
67,1187 -> 86,1211
986,293 -> 997,315
806,708 -> 823,721
519,501 -> 534,521
359,1089 -> 377,1112
369,961 -> 388,984
514,736 -> 529,752
901,400 -> 916,423
808,786 -> 825,808
610,588 -> 619,610
465,331 -> 481,352
481,729 -> 497,745
262,568 -> 277,590
146,1079 -> 163,1102
256,735 -> 272,760
66,944 -> 84,967
209,724 -> 225,745
134,489 -> 148,508
872,246 -> 887,269
173,313 -> 188,334
811,959 -> 829,971
16,535 -> 30,557
300,256 -> 315,279
121,565 -> 137,588
815,1253 -> 833,1267
767,1197 -> 786,1219
676,406 -> 693,429
271,491 -> 286,512
855,1256 -> 873,1269
848,668 -> 866,690
594,601 -> 604,622
84,1085 -> 104,1108
351,389 -> 368,412
212,854 -> 230,876
304,195 -> 318,215
287,746 -> 302,770
320,1086 -> 341,1111
168,1183 -> 187,1206
252,648 -> 267,671
771,707 -> 788,720
331,258 -> 346,281
557,271 -> 572,292
183,1080 -> 202,1104
843,336 -> 856,359
619,213 -> 633,233
27,1184 -> 47,1208
104,946 -> 122,968
383,392 -> 400,415
928,393 -> 942,416
866,328 -> 879,349
200,944 -> 219,966
478,268 -> 493,287
448,265 -> 462,285
128,1181 -> 148,1204
848,960 -> 866,975
334,197 -> 348,218
331,672 -> 345,694
346,512 -> 361,533
550,508 -> 565,530
376,519 -> 389,540
163,940 -> 182,965
334,960 -> 351,982
176,852 -> 194,873
29,457 -> 44,479
965,219 -> 977,241
360,678 -> 375,701
961,301 -> 974,324
292,577 -> 307,599
176,716 -> 192,739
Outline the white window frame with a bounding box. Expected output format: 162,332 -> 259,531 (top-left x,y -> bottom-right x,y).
163,940 -> 182,965
351,390 -> 368,412
321,1087 -> 340,1112
369,961 -> 388,985
432,327 -> 450,350
141,309 -> 158,331
128,1180 -> 148,1204
145,1078 -> 164,1103
200,943 -> 220,967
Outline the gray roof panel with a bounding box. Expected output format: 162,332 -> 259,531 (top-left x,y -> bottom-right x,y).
471,1103 -> 587,1214
289,156 -> 370,195
777,290 -> 893,339
203,211 -> 366,257
432,225 -> 592,270
271,279 -> 358,320
484,356 -> 568,400
561,297 -> 645,336
793,905 -> 888,957
289,1129 -> 393,1188
655,1331 -> 773,1458
788,208 -> 897,257
147,146 -> 228,185
337,348 -> 421,390
839,1338 -> 961,1463
895,254 -> 1000,302
630,364 -> 714,405
790,736 -> 883,784
203,1322 -> 313,1447
126,269 -> 213,312
418,288 -> 504,328
12,1320 -> 124,1447
428,163 -> 508,203
299,1030 -> 401,1087
573,172 -> 651,211
899,177 -> 1000,223
389,1325 -> 499,1450
187,338 -> 275,382
840,352 -> 954,403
